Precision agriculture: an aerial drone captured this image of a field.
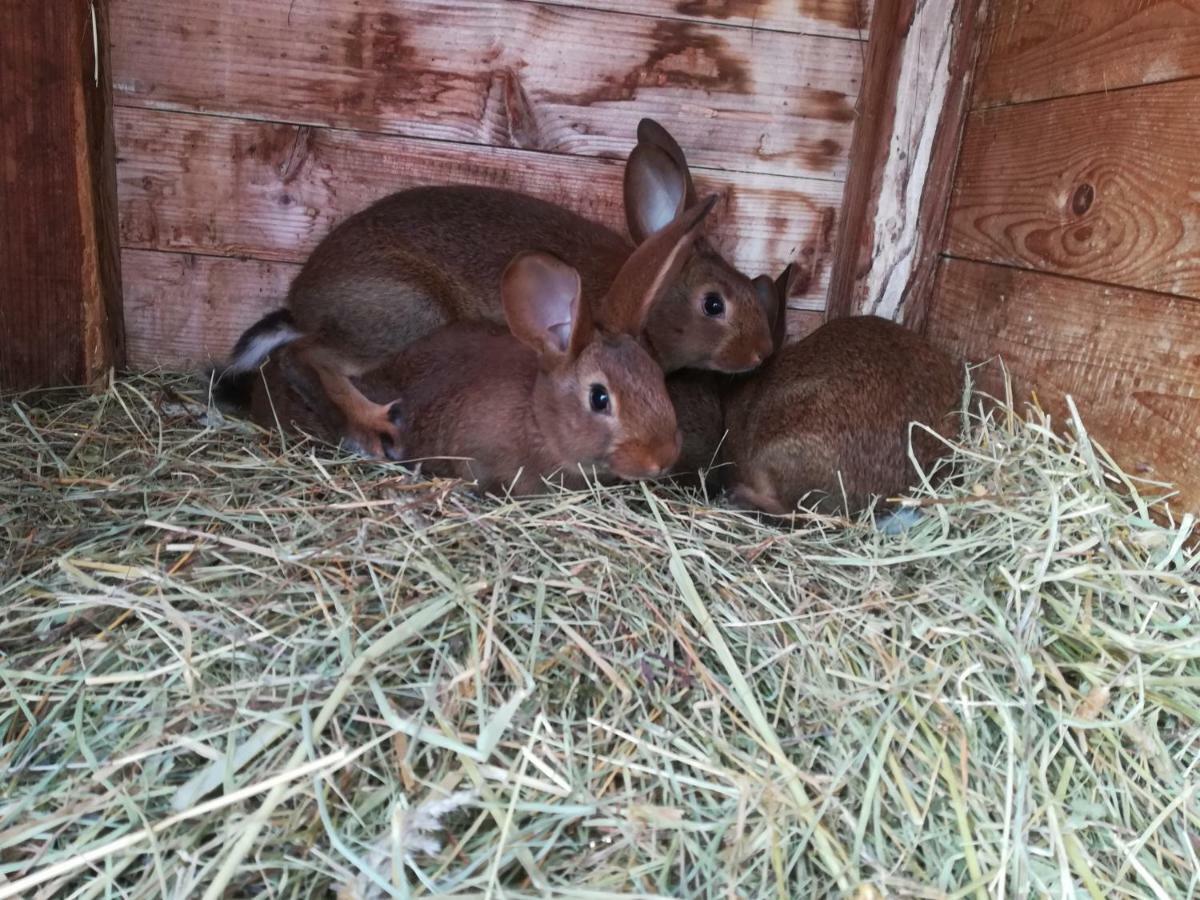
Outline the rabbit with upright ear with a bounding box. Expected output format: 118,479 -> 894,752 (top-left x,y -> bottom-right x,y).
666,267 -> 789,486
623,119 -> 774,374
218,120 -> 772,458
718,275 -> 964,515
247,200 -> 722,494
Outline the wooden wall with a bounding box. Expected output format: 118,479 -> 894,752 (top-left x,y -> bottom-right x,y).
924,0 -> 1200,512
1,0 -> 124,390
110,0 -> 873,369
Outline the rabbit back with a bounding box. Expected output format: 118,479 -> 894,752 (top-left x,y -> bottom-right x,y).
287,186 -> 632,367
723,316 -> 963,514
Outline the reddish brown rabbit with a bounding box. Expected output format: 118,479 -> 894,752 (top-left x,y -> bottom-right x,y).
669,267 -> 964,514
621,119 -> 773,374
219,120 -> 772,458
246,200 -> 718,494
666,271 -> 784,485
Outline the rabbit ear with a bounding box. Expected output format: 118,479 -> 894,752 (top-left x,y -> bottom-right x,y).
502,251 -> 591,363
637,119 -> 699,207
603,194 -> 717,336
752,273 -> 788,356
624,119 -> 698,244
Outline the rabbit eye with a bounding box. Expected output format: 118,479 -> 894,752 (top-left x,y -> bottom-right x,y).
589,383 -> 610,414
702,292 -> 725,317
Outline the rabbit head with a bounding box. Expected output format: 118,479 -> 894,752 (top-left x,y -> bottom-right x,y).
624,118 -> 774,375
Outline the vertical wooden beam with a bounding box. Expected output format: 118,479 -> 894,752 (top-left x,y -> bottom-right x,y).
896,0 -> 989,333
0,0 -> 124,391
826,0 -> 987,326
825,0 -> 909,321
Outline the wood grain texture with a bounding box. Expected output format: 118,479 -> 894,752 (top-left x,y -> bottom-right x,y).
0,0 -> 124,390
824,0 -> 905,319
850,0 -> 976,323
114,107 -> 843,302
974,0 -> 1200,109
122,250 -> 299,369
927,258 -> 1200,512
946,80 -> 1200,301
890,0 -> 986,331
784,309 -> 826,343
84,0 -> 128,381
826,0 -> 971,322
109,0 -> 862,179
540,0 -> 871,39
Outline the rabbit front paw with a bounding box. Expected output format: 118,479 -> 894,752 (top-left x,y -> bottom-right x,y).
343,401 -> 405,460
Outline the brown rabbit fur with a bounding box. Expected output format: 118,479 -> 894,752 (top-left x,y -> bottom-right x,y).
622,119 -> 773,374
667,270 -> 786,485
220,120 -> 771,458
246,200 -> 720,495
669,267 -> 964,514
253,321 -> 678,496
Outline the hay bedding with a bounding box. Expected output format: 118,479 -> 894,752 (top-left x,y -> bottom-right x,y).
0,372 -> 1197,899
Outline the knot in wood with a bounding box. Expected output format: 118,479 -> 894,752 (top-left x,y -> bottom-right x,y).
1071,183 -> 1095,216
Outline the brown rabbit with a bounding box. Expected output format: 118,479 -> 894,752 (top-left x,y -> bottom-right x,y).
668,267 -> 964,514
218,119 -> 772,458
666,270 -> 785,486
621,119 -> 773,374
246,200 -> 719,495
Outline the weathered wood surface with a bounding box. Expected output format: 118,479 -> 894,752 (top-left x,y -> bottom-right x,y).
110,0 -> 862,179
122,250 -> 299,369
885,0 -> 986,331
86,1 -> 127,385
946,80 -> 1200,301
543,0 -> 871,38
115,108 -> 842,293
823,0 -> 904,319
828,0 -> 985,323
0,0 -> 124,390
928,257 -> 1200,512
825,0 -> 979,323
974,0 -> 1200,109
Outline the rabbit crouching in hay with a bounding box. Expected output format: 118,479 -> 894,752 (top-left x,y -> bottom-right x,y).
669,265 -> 965,515
246,198 -> 719,495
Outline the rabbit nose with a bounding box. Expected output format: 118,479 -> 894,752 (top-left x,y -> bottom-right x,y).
730,349 -> 765,373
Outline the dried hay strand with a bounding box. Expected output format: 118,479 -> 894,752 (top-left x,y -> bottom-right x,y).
0,371 -> 1197,898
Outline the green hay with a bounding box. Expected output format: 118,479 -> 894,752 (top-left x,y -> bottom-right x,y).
1,372 -> 1197,898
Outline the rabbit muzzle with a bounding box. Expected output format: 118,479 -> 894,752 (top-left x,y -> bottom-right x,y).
609,430 -> 683,480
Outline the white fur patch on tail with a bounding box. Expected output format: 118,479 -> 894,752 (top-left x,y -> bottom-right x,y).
222,321 -> 300,375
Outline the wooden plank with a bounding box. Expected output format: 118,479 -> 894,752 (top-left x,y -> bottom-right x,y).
87,1 -> 127,382
121,250 -> 299,369
539,0 -> 871,39
927,258 -> 1200,513
888,0 -> 986,331
113,107 -> 843,303
826,0 -> 979,322
946,80 -> 1200,301
0,0 -> 124,390
824,0 -> 905,319
974,0 -> 1200,109
109,0 -> 861,180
